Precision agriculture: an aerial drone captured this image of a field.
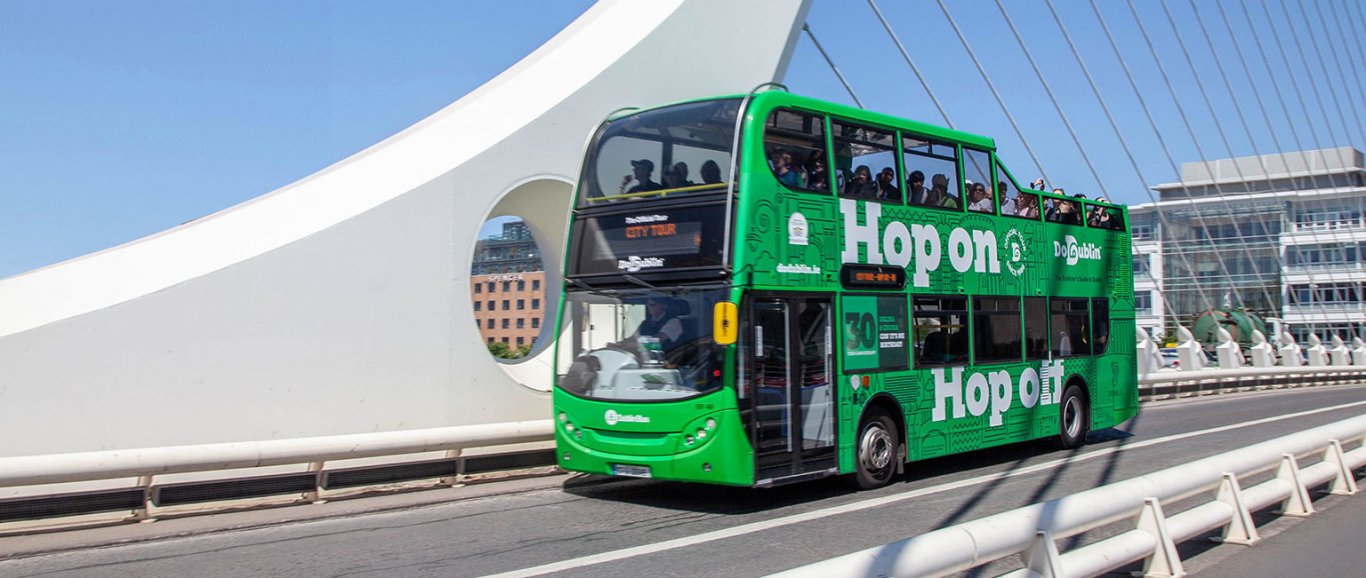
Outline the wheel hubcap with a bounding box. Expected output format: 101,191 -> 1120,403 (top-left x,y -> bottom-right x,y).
1063,396 -> 1082,439
859,424 -> 893,472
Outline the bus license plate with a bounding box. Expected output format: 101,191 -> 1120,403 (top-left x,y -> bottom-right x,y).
612,464 -> 652,478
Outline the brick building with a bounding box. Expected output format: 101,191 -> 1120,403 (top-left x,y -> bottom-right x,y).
471,220 -> 546,350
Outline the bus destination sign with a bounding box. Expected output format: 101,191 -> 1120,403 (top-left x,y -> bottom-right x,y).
569,203 -> 727,277
840,264 -> 906,290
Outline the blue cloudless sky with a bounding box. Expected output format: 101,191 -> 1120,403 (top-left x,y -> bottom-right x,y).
4,0 -> 1365,278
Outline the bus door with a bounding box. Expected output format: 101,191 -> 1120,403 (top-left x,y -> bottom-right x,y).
748,296 -> 837,484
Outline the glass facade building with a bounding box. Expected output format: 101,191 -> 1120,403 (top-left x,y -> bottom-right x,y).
1131,147 -> 1366,343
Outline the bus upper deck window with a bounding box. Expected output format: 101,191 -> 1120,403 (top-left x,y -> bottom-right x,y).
902,136 -> 959,210
764,109 -> 829,193
833,121 -> 897,202
580,99 -> 739,207
962,149 -> 992,214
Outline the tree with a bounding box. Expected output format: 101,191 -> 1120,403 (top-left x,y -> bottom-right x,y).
487,341 -> 512,358
486,341 -> 532,359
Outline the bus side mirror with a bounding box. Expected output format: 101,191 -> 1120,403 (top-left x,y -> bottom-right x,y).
713,301 -> 738,345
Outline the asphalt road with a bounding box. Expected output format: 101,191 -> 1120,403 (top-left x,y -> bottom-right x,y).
2,385 -> 1364,578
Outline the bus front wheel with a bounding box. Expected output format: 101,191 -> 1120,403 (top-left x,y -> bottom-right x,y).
848,409 -> 898,489
1057,384 -> 1089,449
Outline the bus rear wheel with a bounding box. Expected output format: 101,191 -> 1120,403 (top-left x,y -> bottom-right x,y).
848,409 -> 898,489
1056,384 -> 1089,449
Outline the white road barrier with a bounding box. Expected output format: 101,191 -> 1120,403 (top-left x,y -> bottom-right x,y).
0,366 -> 1359,525
0,420 -> 552,487
767,414 -> 1366,578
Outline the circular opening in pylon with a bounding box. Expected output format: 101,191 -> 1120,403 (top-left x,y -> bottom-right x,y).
468,176 -> 573,392
471,216 -> 547,361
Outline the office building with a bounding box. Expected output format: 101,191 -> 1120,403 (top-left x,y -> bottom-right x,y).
1130,147 -> 1366,343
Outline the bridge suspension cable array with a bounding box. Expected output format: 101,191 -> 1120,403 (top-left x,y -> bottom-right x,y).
797,0 -> 1366,343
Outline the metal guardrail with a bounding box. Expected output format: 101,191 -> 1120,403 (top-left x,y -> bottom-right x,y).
0,365 -> 1361,525
0,420 -> 553,487
0,420 -> 553,523
767,414 -> 1366,578
1138,365 -> 1366,399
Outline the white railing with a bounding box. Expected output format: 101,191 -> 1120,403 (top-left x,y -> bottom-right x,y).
0,364 -> 1360,521
1139,365 -> 1366,399
768,414 -> 1366,578
0,420 -> 552,488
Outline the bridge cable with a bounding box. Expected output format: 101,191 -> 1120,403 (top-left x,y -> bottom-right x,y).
1281,0 -> 1366,341
802,23 -> 865,109
1306,0 -> 1366,148
1044,0 -> 1216,330
1278,0 -> 1366,344
991,0 -> 1183,327
1339,0 -> 1366,121
1187,0 -> 1342,342
1078,0 -> 1228,317
1193,0 -> 1354,343
865,0 -> 954,128
1114,0 -> 1273,315
1321,0 -> 1366,134
1280,0 -> 1365,151
933,0 -> 1055,189
1250,0 -> 1366,339
1225,0 -> 1352,340
1142,0 -> 1288,318
1257,0 -> 1366,342
1293,0 -> 1366,341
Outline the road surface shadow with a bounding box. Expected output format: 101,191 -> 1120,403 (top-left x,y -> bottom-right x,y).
561,426 -> 1136,517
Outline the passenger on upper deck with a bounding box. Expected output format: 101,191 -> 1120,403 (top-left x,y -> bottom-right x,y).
907,170 -> 926,205
1014,193 -> 1040,219
876,167 -> 900,201
804,150 -> 829,191
1048,198 -> 1082,225
700,160 -> 723,185
620,159 -> 662,194
845,165 -> 876,197
664,162 -> 695,189
771,149 -> 803,188
926,173 -> 958,209
967,182 -> 993,213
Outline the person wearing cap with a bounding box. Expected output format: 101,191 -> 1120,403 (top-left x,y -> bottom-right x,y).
927,173 -> 958,208
620,159 -> 662,194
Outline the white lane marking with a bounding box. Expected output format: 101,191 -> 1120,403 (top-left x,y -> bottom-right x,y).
479,399 -> 1366,578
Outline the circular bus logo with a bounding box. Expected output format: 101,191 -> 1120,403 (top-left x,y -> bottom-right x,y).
1004,229 -> 1028,277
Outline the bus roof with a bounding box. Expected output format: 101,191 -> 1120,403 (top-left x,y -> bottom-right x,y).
610,91 -> 997,151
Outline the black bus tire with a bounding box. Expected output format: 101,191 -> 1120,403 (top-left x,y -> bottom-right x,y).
847,408 -> 899,489
1057,384 -> 1089,450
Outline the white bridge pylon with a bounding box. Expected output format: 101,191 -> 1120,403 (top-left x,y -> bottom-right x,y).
0,0 -> 811,457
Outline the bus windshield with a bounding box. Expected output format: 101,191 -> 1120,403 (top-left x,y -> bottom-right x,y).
578,99 -> 740,207
558,287 -> 726,402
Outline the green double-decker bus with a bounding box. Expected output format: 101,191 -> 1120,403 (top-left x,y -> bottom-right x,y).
553,89 -> 1137,489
